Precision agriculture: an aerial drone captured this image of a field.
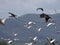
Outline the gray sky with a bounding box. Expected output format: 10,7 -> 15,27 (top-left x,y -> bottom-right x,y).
0,0 -> 60,18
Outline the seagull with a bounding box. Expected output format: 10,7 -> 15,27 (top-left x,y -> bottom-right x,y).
37,28 -> 42,32
47,22 -> 56,27
0,19 -> 6,25
13,38 -> 19,41
47,37 -> 55,45
12,32 -> 18,36
36,8 -> 44,11
40,13 -> 52,23
27,21 -> 36,25
50,39 -> 55,44
7,40 -> 13,44
29,36 -> 38,44
27,26 -> 32,29
24,21 -> 36,29
8,12 -> 17,18
14,33 -> 18,36
25,42 -> 33,45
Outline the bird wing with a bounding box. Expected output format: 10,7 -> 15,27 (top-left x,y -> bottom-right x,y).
36,8 -> 44,11
8,12 -> 16,17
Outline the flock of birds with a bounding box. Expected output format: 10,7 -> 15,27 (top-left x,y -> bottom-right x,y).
0,8 -> 57,45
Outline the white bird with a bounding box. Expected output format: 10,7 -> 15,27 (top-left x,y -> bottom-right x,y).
47,37 -> 55,45
25,42 -> 33,45
37,28 -> 42,32
12,32 -> 18,36
13,38 -> 19,41
33,36 -> 37,41
0,19 -> 6,25
29,36 -> 38,44
24,21 -> 36,29
27,26 -> 32,29
7,40 -> 13,44
28,21 -> 36,25
28,22 -> 32,25
50,39 -> 55,43
47,22 -> 56,27
14,33 -> 18,36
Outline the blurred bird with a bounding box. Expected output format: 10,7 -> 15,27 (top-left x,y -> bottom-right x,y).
25,42 -> 33,45
29,36 -> 38,44
40,13 -> 52,22
13,38 -> 19,41
8,12 -> 17,18
7,40 -> 13,44
36,27 -> 42,32
24,21 -> 36,29
36,8 -> 44,11
12,32 -> 18,36
47,22 -> 56,28
47,37 -> 55,45
0,19 -> 6,25
38,28 -> 42,32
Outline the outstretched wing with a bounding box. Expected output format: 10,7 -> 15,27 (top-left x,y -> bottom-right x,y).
36,8 -> 44,11
8,12 -> 16,17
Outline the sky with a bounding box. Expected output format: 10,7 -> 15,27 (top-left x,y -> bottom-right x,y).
0,0 -> 60,18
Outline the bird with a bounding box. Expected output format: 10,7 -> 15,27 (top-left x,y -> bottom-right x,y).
47,22 -> 56,28
36,8 -> 44,11
24,21 -> 36,29
40,13 -> 56,23
27,26 -> 32,29
0,19 -> 6,25
12,32 -> 18,36
47,37 -> 55,45
36,27 -> 42,32
29,36 -> 38,44
7,40 -> 13,44
25,42 -> 33,45
37,28 -> 42,32
8,12 -> 17,18
13,38 -> 19,41
40,13 -> 52,22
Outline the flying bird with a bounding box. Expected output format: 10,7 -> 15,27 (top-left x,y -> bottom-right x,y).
47,37 -> 55,45
36,27 -> 42,32
29,36 -> 38,44
8,12 -> 17,18
25,42 -> 33,45
7,40 -> 13,44
47,22 -> 56,28
0,19 -> 6,25
36,8 -> 44,11
24,21 -> 36,29
40,13 -> 52,22
12,32 -> 18,36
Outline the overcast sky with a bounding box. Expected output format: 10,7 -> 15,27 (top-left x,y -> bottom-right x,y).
0,0 -> 60,18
